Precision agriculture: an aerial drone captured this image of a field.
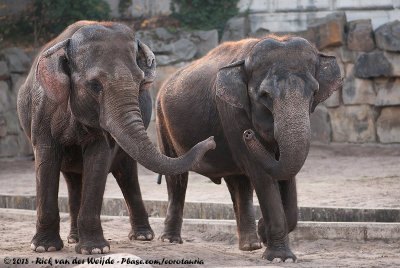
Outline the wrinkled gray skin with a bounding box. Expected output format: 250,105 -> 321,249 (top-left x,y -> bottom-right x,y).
157,36 -> 342,262
17,21 -> 215,255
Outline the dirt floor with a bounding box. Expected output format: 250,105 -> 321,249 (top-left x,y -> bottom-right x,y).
1,143 -> 400,207
0,143 -> 400,267
1,213 -> 400,268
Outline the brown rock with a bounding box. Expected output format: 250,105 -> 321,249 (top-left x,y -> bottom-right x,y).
375,78 -> 400,106
328,105 -> 376,143
307,12 -> 347,50
342,77 -> 376,105
377,107 -> 400,143
347,19 -> 375,52
310,105 -> 332,143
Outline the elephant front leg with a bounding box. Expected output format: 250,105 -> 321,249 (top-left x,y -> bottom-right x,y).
249,172 -> 296,262
31,145 -> 63,252
160,172 -> 188,243
258,177 -> 298,246
225,175 -> 261,251
112,153 -> 154,241
63,172 -> 82,244
75,141 -> 112,254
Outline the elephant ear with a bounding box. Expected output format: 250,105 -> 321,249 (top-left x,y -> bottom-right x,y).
312,53 -> 343,112
137,39 -> 156,91
216,60 -> 251,118
36,39 -> 71,103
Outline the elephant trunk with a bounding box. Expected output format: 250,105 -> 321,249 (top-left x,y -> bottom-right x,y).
243,91 -> 311,180
103,85 -> 215,175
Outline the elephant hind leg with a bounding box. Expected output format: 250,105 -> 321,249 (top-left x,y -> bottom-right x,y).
63,172 -> 82,244
225,175 -> 261,251
112,153 -> 154,241
157,113 -> 188,244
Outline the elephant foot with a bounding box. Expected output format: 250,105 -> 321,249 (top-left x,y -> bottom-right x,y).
75,238 -> 110,254
159,232 -> 182,243
239,233 -> 262,251
67,233 -> 79,244
129,225 -> 154,241
31,232 -> 63,252
263,247 -> 296,262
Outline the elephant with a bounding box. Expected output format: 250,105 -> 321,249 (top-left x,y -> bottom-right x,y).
17,21 -> 215,255
156,35 -> 342,262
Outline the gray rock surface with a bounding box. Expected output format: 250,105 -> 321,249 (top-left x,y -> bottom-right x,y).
188,30 -> 218,58
221,16 -> 250,42
310,105 -> 332,143
0,47 -> 31,73
324,90 -> 341,107
342,77 -> 376,105
377,107 -> 400,143
347,19 -> 375,52
354,50 -> 391,78
375,20 -> 400,52
0,61 -> 9,81
329,105 -> 377,143
375,78 -> 400,106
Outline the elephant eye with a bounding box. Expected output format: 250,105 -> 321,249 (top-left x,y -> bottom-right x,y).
88,79 -> 103,94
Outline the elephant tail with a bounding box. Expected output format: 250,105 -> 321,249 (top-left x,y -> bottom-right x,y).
157,174 -> 162,184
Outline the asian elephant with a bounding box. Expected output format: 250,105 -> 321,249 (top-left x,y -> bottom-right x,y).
17,21 -> 215,255
156,36 -> 342,262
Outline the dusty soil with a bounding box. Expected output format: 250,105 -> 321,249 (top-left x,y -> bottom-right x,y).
1,213 -> 400,268
1,143 -> 400,208
1,143 -> 400,267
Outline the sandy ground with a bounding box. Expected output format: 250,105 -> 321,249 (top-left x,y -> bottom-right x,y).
1,143 -> 400,208
0,143 -> 400,267
1,213 -> 400,268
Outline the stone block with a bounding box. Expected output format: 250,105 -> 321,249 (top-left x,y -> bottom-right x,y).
337,47 -> 361,63
342,77 -> 376,105
0,113 -> 7,137
119,0 -> 171,19
377,107 -> 400,143
189,30 -> 218,58
375,78 -> 400,106
310,105 -> 332,143
0,47 -> 31,73
385,51 -> 400,76
221,17 -> 250,42
347,19 -> 375,52
324,90 -> 341,107
336,0 -> 394,10
0,135 -> 20,158
354,50 -> 391,78
375,20 -> 400,52
307,12 -> 347,50
11,75 -> 27,105
345,63 -> 355,77
274,0 -> 330,12
238,0 -> 269,13
0,81 -> 11,110
0,61 -> 9,81
328,105 -> 376,143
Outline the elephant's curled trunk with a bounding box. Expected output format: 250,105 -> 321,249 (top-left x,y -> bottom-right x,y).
104,93 -> 216,175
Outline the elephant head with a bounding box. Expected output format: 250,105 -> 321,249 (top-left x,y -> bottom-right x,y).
217,37 -> 342,180
36,22 -> 215,175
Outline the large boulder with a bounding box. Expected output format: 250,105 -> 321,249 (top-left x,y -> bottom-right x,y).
310,105 -> 332,143
347,19 -> 375,52
354,50 -> 391,78
0,47 -> 31,73
307,12 -> 347,50
375,20 -> 400,52
328,105 -> 377,143
377,107 -> 400,143
323,89 -> 340,107
0,61 -> 9,80
375,78 -> 400,106
221,16 -> 250,42
342,77 -> 376,105
187,30 -> 218,58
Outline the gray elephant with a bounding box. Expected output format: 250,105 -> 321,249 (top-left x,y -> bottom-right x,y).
156,36 -> 342,262
17,21 -> 215,255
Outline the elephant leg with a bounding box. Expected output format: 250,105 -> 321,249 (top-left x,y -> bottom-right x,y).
112,153 -> 154,241
75,141 -> 111,254
247,170 -> 296,262
31,144 -> 63,252
63,172 -> 82,244
257,177 -> 298,246
225,175 -> 261,251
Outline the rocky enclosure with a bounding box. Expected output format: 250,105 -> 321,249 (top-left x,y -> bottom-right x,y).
1,11 -> 400,158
